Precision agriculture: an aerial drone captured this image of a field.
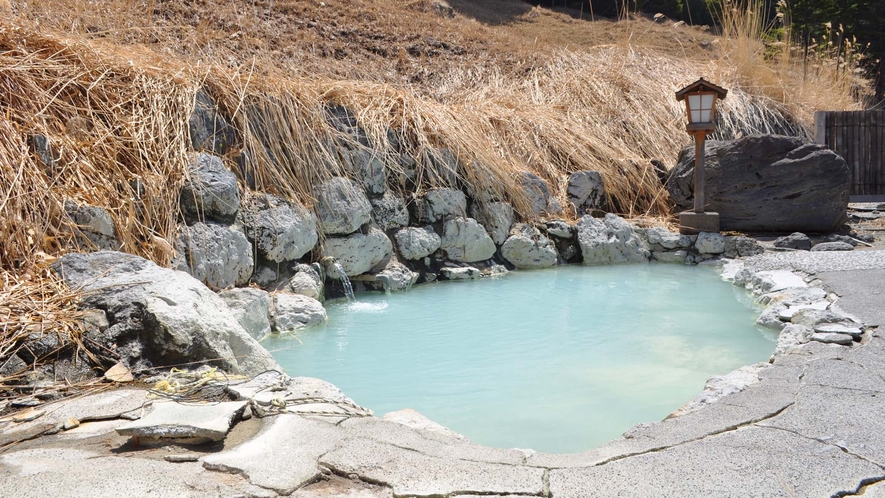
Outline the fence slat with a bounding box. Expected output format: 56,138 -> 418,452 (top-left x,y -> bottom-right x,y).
872,111 -> 879,194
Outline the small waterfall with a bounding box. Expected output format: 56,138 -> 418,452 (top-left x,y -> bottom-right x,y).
332,261 -> 355,301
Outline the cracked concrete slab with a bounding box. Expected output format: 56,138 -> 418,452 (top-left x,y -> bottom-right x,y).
548,426 -> 885,498
758,384 -> 885,467
339,417 -> 525,465
0,447 -> 258,497
320,437 -> 546,497
202,414 -> 345,495
816,269 -> 885,326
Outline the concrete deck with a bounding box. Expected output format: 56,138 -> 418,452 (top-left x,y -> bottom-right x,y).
2,251 -> 885,498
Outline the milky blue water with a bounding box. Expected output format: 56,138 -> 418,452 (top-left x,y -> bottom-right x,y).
268,264 -> 774,454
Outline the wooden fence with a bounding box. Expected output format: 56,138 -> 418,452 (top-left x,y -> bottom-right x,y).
814,110 -> 885,199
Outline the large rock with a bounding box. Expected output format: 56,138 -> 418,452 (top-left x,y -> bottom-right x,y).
323,227 -> 393,276
219,287 -> 272,341
344,149 -> 387,195
469,201 -> 513,245
645,226 -> 691,251
316,177 -> 373,235
567,171 -> 607,214
180,153 -> 240,222
666,135 -> 849,232
271,293 -> 327,332
811,241 -> 854,252
774,232 -> 812,251
52,251 -> 279,376
417,188 -> 467,223
357,260 -> 419,292
724,236 -> 765,258
64,200 -> 119,251
177,222 -> 253,288
371,191 -> 410,230
395,226 -> 441,260
501,224 -> 558,269
519,172 -> 562,217
287,264 -> 324,301
116,400 -> 248,443
577,214 -> 650,265
440,218 -> 496,263
695,232 -> 726,255
239,193 -> 318,263
188,90 -> 237,155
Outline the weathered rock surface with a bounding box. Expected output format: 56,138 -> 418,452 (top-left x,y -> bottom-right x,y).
323,227 -> 393,276
373,261 -> 419,292
239,193 -> 318,263
395,226 -> 441,260
440,266 -> 481,280
519,172 -> 561,216
219,287 -> 272,341
667,135 -> 849,232
440,218 -> 496,263
417,188 -> 467,223
695,231 -> 726,255
567,171 -> 607,214
811,241 -> 854,252
500,224 -> 558,269
177,222 -> 253,288
544,220 -> 575,240
577,214 -> 650,264
316,177 -> 373,235
653,250 -> 688,263
469,201 -> 513,245
189,90 -> 237,155
724,236 -> 765,258
774,232 -> 812,250
382,409 -> 465,440
52,251 -> 279,376
271,293 -> 327,332
65,201 -> 119,251
645,226 -> 691,251
116,401 -> 248,443
344,149 -> 387,195
180,153 -> 240,222
287,264 -> 324,301
371,191 -> 410,230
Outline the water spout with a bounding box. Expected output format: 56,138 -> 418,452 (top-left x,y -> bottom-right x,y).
334,262 -> 355,301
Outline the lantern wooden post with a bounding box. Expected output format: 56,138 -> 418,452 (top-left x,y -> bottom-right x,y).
675,78 -> 728,235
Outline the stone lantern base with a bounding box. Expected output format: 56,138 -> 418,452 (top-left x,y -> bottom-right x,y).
679,211 -> 720,235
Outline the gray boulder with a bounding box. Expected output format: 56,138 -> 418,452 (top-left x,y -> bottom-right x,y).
811,241 -> 854,252
645,227 -> 691,251
695,232 -> 726,255
577,214 -> 650,265
65,200 -> 119,251
239,194 -> 318,263
724,236 -> 765,258
440,218 -> 496,263
371,192 -> 410,230
188,90 -> 237,155
177,222 -> 253,289
417,188 -> 467,223
395,226 -> 441,260
323,227 -> 393,276
180,153 -> 240,222
52,251 -> 279,376
357,261 -> 419,292
519,172 -> 562,217
287,264 -> 324,301
440,266 -> 481,280
545,220 -> 575,240
567,171 -> 607,214
219,288 -> 272,341
774,232 -> 812,251
344,149 -> 387,195
501,224 -> 558,269
271,293 -> 327,332
316,177 -> 373,235
666,135 -> 849,232
653,250 -> 688,264
469,201 -> 514,245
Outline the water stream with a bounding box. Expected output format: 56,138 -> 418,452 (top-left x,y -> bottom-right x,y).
331,261 -> 355,301
268,264 -> 774,454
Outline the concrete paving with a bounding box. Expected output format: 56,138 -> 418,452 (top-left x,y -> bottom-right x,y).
3,249 -> 885,497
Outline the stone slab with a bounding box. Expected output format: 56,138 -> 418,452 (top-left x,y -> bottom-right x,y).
814,323 -> 864,338
816,269 -> 885,326
320,437 -> 545,497
810,332 -> 854,345
679,211 -> 719,235
203,415 -> 344,495
548,427 -> 883,498
116,400 -> 247,442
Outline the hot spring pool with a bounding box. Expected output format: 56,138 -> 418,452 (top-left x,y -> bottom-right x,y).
267,264 -> 774,454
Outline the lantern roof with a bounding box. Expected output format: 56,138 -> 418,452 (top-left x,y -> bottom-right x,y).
675,78 -> 728,102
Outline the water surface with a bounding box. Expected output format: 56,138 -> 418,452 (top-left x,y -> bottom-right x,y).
268,264 -> 773,453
